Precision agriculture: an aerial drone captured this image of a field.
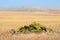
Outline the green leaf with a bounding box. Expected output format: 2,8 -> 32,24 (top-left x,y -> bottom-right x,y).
16,26 -> 22,32
46,28 -> 52,32
30,29 -> 38,32
31,22 -> 41,30
21,28 -> 27,33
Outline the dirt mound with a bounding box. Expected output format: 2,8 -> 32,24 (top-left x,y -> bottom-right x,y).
0,32 -> 60,40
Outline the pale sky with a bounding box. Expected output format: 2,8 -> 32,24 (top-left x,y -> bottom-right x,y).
0,0 -> 60,8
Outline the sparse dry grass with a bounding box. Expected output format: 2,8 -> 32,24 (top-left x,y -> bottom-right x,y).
0,11 -> 60,40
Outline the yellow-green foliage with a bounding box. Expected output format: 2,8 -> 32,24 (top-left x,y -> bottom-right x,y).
13,22 -> 52,34
30,22 -> 41,30
20,27 -> 27,33
30,29 -> 38,32
46,28 -> 52,32
16,26 -> 22,32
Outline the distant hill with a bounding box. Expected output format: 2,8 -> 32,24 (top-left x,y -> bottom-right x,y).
0,6 -> 60,12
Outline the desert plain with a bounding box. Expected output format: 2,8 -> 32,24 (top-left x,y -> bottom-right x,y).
0,11 -> 60,40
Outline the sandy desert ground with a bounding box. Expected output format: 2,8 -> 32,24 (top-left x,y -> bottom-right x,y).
0,11 -> 60,40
